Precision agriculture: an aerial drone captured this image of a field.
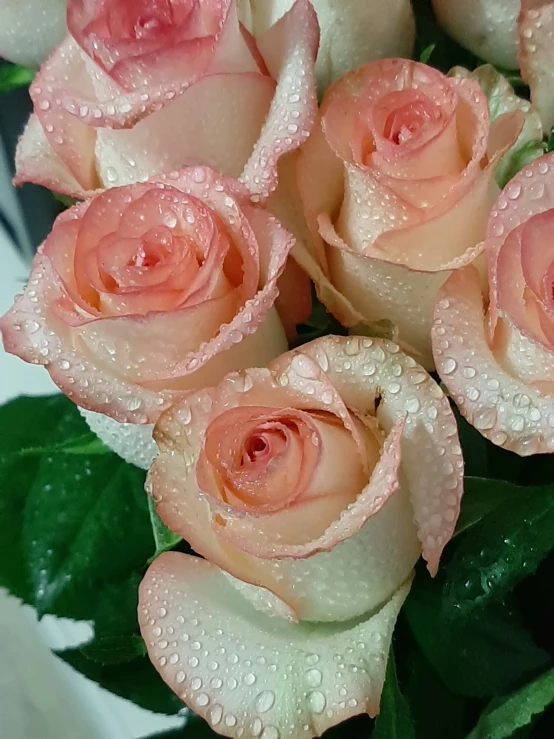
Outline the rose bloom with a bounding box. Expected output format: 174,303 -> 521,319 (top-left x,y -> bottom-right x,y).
0,168 -> 307,454
294,58 -> 522,368
139,335 -> 463,738
433,152 -> 554,456
432,0 -> 554,133
239,0 -> 415,92
15,0 -> 318,202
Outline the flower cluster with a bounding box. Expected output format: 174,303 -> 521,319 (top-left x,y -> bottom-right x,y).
1,0 -> 554,737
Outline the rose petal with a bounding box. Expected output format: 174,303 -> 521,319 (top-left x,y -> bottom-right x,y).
0,0 -> 67,67
433,265 -> 554,455
486,152 -> 554,334
139,552 -> 412,738
320,212 -> 486,369
80,408 -> 157,469
93,73 -> 275,188
431,0 -> 520,69
519,0 -> 554,134
14,114 -> 96,199
0,253 -> 175,423
240,0 -> 319,200
298,336 -> 463,574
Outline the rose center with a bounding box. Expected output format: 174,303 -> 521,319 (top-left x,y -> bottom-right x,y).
384,99 -> 438,145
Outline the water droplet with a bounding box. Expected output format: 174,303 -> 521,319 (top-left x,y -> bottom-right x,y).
225,714 -> 237,727
209,704 -> 223,725
308,691 -> 326,714
196,693 -> 210,707
256,690 -> 276,713
260,727 -> 280,739
442,358 -> 457,375
176,671 -> 186,683
306,668 -> 322,687
243,672 -> 257,685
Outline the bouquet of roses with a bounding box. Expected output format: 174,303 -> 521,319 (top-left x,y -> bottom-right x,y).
1,0 -> 554,737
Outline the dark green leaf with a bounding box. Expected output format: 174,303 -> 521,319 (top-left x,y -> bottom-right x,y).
23,451 -> 152,631
294,294 -> 347,347
373,652 -> 416,739
455,409 -> 488,479
148,496 -> 182,562
406,650 -> 466,739
0,63 -> 35,91
405,573 -> 549,699
445,481 -> 554,619
455,477 -> 525,536
467,668 -> 554,739
141,714 -> 218,738
57,649 -> 183,715
79,634 -> 147,665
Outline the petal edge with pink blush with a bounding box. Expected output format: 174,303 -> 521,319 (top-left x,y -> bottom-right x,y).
433,152 -> 554,455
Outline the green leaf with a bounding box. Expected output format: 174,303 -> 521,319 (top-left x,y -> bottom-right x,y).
406,650 -> 466,739
57,649 -> 184,715
546,127 -> 554,153
496,140 -> 546,189
455,477 -> 524,536
373,652 -> 416,739
78,634 -> 147,665
0,63 -> 35,91
148,496 -> 182,562
467,668 -> 554,739
294,294 -> 347,347
445,480 -> 554,620
405,572 -> 549,699
419,44 -> 436,63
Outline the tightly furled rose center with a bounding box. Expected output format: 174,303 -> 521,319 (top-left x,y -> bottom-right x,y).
70,187 -> 242,318
68,0 -> 225,84
198,405 -> 378,528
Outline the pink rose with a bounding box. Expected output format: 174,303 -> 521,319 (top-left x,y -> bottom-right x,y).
432,0 -> 554,133
15,0 -> 318,202
139,335 -> 463,737
294,59 -> 522,368
433,152 -> 554,456
0,167 -> 306,431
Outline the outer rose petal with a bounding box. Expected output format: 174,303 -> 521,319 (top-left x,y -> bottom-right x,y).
299,336 -> 463,573
14,114 -> 96,199
239,0 -> 415,92
519,0 -> 554,134
93,74 -> 275,189
80,409 -> 157,470
431,0 -> 520,69
449,64 -> 544,187
240,0 -> 319,200
139,553 -> 412,739
433,266 -> 554,455
0,0 -> 67,67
